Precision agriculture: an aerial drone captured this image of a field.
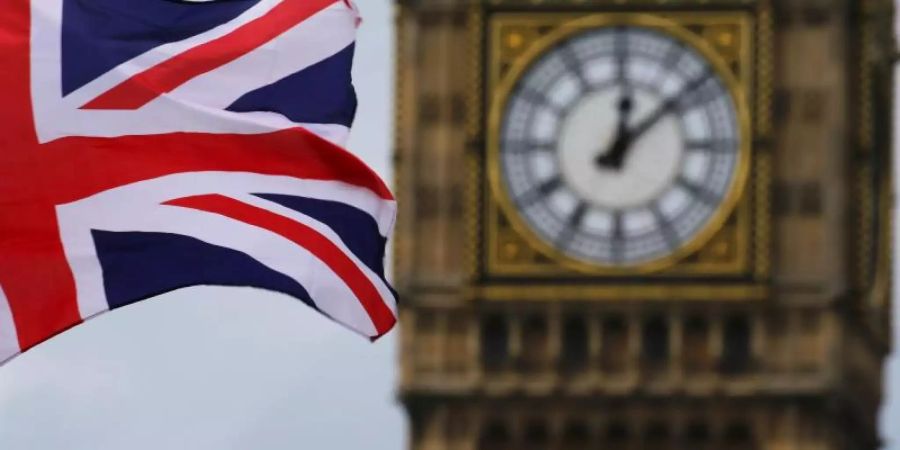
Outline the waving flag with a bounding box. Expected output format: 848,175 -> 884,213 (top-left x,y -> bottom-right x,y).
0,0 -> 397,365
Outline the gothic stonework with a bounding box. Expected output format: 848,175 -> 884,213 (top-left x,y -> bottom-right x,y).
394,1 -> 895,449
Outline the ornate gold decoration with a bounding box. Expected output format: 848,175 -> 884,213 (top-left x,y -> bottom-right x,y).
857,165 -> 874,288
753,0 -> 773,280
755,1 -> 772,138
854,0 -> 894,305
753,151 -> 771,279
468,283 -> 768,302
484,12 -> 756,276
482,0 -> 759,5
466,6 -> 485,142
870,169 -> 893,311
464,6 -> 485,282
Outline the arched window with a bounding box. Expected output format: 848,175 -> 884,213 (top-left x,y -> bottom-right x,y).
604,420 -> 631,444
722,315 -> 752,373
481,314 -> 509,371
446,411 -> 468,446
413,312 -> 438,373
685,420 -> 710,442
601,315 -> 628,372
723,421 -> 755,449
684,315 -> 711,372
642,316 -> 669,369
683,420 -> 710,450
478,419 -> 512,450
523,419 -> 549,450
521,315 -> 549,372
562,315 -> 589,372
561,420 -> 591,449
644,420 -> 670,448
446,315 -> 469,373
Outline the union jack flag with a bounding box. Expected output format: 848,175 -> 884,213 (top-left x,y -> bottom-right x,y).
0,0 -> 397,365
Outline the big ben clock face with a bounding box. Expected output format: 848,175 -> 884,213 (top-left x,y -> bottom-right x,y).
495,22 -> 748,269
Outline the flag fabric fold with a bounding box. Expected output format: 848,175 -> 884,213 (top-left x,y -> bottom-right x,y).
0,0 -> 397,366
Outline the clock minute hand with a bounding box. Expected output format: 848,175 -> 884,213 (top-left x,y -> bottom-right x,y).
628,69 -> 715,143
627,99 -> 673,142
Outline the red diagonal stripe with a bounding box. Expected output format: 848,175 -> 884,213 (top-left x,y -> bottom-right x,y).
0,209 -> 82,352
82,0 -> 339,110
164,194 -> 396,336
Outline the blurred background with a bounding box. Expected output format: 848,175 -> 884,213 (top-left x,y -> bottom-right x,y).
0,0 -> 900,450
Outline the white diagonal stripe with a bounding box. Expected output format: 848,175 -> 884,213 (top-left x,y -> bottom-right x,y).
62,201 -> 377,337
62,172 -> 396,236
38,0 -> 284,109
30,0 -> 354,145
56,172 -> 397,336
164,2 -> 355,110
236,193 -> 397,316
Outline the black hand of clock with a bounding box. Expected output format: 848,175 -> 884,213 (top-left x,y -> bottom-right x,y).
627,69 -> 715,143
594,93 -> 634,169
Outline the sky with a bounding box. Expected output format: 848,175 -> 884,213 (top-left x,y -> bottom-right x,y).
0,1 -> 898,449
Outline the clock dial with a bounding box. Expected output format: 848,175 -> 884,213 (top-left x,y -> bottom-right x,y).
499,26 -> 743,267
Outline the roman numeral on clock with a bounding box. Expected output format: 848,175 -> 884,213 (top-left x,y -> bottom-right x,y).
611,210 -> 624,263
650,204 -> 680,250
677,176 -> 721,206
556,201 -> 588,249
559,44 -> 589,90
685,139 -> 736,153
614,27 -> 630,86
518,87 -> 563,115
504,140 -> 555,154
652,42 -> 685,85
517,176 -> 563,207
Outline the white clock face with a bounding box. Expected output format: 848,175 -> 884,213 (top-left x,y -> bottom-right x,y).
499,26 -> 742,267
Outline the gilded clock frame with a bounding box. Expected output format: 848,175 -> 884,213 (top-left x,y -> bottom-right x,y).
487,13 -> 752,274
854,0 -> 895,326
464,4 -> 774,296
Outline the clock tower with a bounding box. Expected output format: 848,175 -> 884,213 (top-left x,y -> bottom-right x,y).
393,0 -> 895,449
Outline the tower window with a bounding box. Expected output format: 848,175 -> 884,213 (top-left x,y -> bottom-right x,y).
446,315 -> 469,373
800,90 -> 826,123
523,419 -> 549,450
722,315 -> 752,374
479,419 -> 512,450
645,420 -> 670,443
446,411 -> 468,446
521,315 -> 549,372
724,421 -> 755,449
481,314 -> 509,371
561,421 -> 591,447
562,315 -> 589,371
798,182 -> 822,216
601,315 -> 628,372
414,312 -> 438,373
684,316 -> 711,372
773,89 -> 791,123
773,181 -> 792,215
605,420 -> 630,443
685,420 -> 710,443
451,93 -> 467,125
642,316 -> 669,367
418,94 -> 440,124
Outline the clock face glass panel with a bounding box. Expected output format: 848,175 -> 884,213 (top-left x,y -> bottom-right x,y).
499,26 -> 741,267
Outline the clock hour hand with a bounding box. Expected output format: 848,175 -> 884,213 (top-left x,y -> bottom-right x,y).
595,93 -> 634,170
